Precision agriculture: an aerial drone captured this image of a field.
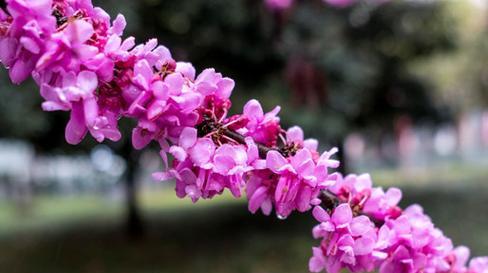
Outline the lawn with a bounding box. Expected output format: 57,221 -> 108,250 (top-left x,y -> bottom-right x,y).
0,174 -> 487,273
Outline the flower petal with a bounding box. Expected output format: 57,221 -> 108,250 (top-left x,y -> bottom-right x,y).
332,203 -> 353,227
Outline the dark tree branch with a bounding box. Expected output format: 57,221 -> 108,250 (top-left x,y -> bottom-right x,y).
222,126 -> 385,227
222,128 -> 277,158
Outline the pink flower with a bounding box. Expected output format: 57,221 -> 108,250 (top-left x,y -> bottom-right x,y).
193,68 -> 234,100
362,185 -> 403,221
265,0 -> 294,10
246,170 -> 275,215
0,0 -> 55,83
240,99 -> 281,146
37,19 -> 98,72
309,246 -> 327,272
286,126 -> 320,152
310,205 -> 380,273
444,246 -> 470,273
379,205 -> 455,273
126,59 -> 162,116
468,257 -> 488,273
168,127 -> 215,167
58,70 -> 97,144
379,245 -> 415,273
267,148 -> 323,217
1,3 -> 486,273
157,126 -> 262,201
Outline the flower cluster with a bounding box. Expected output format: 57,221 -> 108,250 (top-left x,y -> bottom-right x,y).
0,0 -> 340,219
309,174 -> 488,273
0,1 -> 486,273
156,100 -> 340,219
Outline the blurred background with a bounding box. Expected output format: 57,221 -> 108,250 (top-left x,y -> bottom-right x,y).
0,0 -> 487,272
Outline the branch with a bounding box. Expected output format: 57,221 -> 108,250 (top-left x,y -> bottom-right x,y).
222,128 -> 277,158
222,127 -> 385,227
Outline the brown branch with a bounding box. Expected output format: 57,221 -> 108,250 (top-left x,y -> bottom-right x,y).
221,128 -> 277,158
318,191 -> 384,227
205,121 -> 385,227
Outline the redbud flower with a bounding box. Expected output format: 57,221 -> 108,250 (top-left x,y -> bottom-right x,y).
1,2 -> 487,273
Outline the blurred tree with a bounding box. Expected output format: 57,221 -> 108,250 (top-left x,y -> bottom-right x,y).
0,73 -> 145,237
136,0 -> 458,170
407,1 -> 487,113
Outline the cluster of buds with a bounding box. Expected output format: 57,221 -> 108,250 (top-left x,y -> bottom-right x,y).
0,1 -> 486,273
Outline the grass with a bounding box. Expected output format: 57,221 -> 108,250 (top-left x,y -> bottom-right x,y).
0,188 -> 240,236
0,196 -> 317,273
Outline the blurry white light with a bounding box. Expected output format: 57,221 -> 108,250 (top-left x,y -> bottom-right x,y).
434,127 -> 457,156
91,145 -> 115,172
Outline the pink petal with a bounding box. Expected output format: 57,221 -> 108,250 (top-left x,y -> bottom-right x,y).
274,176 -> 289,202
147,100 -> 167,121
350,215 -> 372,236
296,187 -> 312,212
354,236 -> 375,256
385,188 -> 402,207
152,80 -> 169,100
286,126 -> 304,143
20,36 -> 40,54
105,34 -> 122,53
175,62 -> 195,80
165,73 -> 185,94
134,59 -> 153,83
83,97 -> 98,127
77,44 -> 99,60
172,92 -> 203,113
454,246 -> 470,268
169,146 -> 187,162
355,173 -> 372,192
179,127 -> 197,149
291,148 -> 312,167
0,37 -> 18,66
77,70 -> 98,93
309,247 -> 326,272
111,14 -> 127,36
261,199 -> 272,215
190,138 -> 215,166
216,78 -> 234,99
243,99 -> 264,120
248,186 -> 268,214
131,126 -> 153,150
332,203 -> 353,227
303,139 -> 318,151
266,151 -> 289,173
65,102 -> 87,144
68,20 -> 94,44
9,57 -> 35,84
152,171 -> 173,181
213,154 -> 235,174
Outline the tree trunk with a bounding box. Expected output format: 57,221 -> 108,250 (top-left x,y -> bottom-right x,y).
122,143 -> 144,239
335,139 -> 348,175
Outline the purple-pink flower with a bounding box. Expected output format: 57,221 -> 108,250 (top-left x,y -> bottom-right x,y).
310,204 -> 383,273
1,2 -> 487,273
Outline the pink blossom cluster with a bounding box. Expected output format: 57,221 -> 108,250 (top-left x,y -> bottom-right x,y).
264,0 -> 357,11
0,0 -> 340,220
309,174 -> 488,273
0,1 -> 487,273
